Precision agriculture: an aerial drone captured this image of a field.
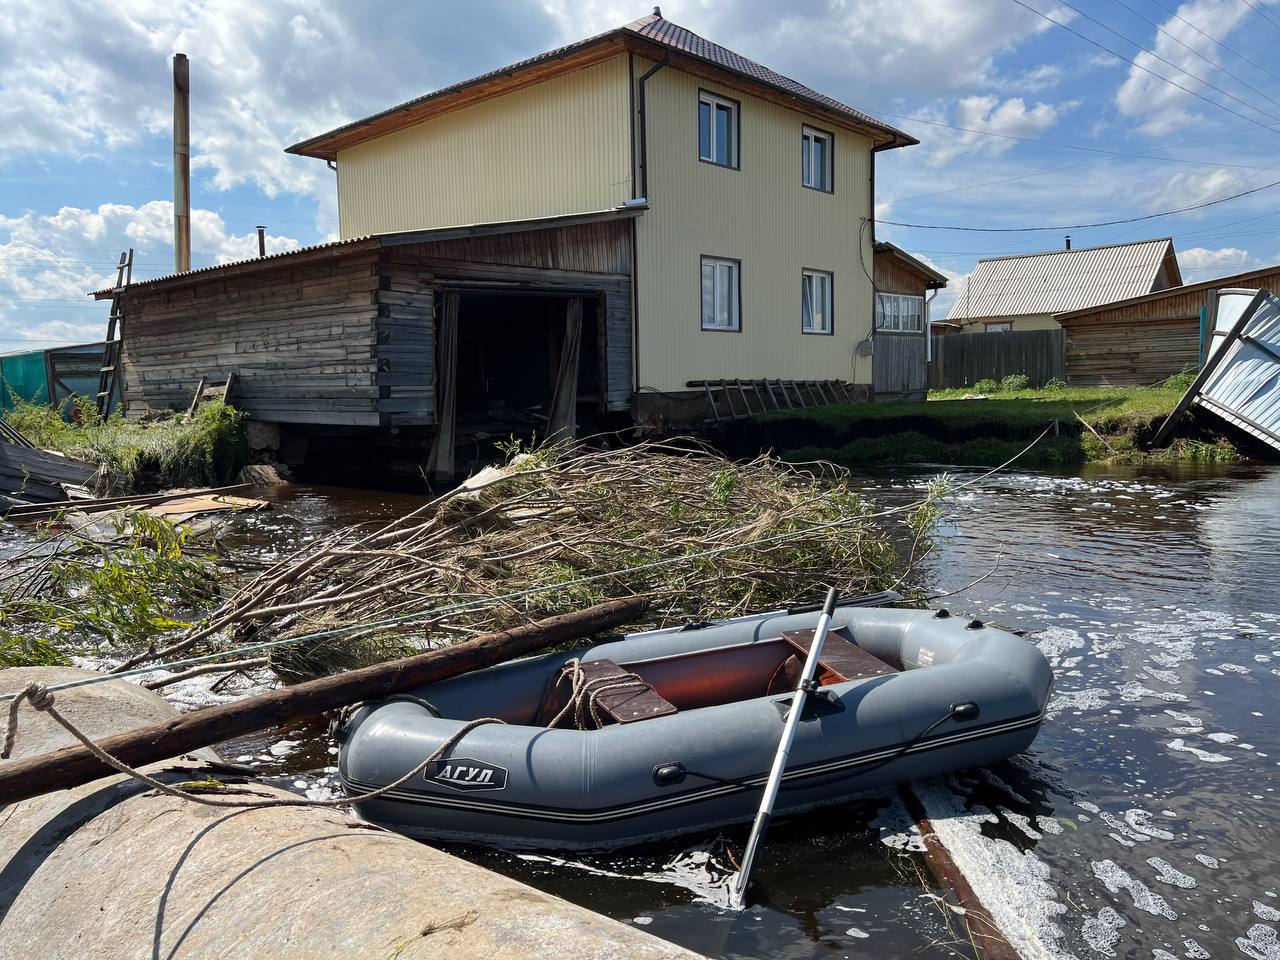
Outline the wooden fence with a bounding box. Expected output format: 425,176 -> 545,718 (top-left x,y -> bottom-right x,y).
928,329 -> 1065,390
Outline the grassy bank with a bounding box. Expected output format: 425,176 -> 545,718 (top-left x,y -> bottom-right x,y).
736,380 -> 1241,468
2,398 -> 247,491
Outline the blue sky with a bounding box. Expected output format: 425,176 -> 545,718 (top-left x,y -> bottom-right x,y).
2,0 -> 1279,350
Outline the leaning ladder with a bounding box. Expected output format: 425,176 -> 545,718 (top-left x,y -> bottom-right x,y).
96,249 -> 133,417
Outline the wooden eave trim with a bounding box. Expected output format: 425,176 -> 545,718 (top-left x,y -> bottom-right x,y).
622,37 -> 913,149
877,247 -> 948,286
91,240 -> 382,300
289,39 -> 630,160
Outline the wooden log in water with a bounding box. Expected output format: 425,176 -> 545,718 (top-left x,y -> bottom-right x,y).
0,596 -> 647,807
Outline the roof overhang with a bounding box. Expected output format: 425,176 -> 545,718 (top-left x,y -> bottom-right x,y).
286,31 -> 914,162
874,242 -> 948,288
91,206 -> 647,299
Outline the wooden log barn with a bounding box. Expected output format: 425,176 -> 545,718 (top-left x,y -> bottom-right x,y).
1055,263 -> 1280,386
92,210 -> 639,480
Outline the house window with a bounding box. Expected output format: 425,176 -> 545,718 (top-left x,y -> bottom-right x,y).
701,256 -> 741,331
698,91 -> 739,168
802,126 -> 833,191
802,269 -> 833,334
874,292 -> 925,332
986,321 -> 1012,333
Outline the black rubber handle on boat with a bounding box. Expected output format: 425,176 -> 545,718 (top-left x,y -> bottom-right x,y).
821,587 -> 839,618
786,589 -> 900,616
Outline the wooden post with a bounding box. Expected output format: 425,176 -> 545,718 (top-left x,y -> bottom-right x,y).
0,597 -> 647,808
173,54 -> 191,274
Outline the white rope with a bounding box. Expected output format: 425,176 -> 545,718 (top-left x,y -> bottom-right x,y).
1,681 -> 503,810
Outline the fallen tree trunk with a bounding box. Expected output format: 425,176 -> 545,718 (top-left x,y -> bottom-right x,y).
0,596 -> 647,807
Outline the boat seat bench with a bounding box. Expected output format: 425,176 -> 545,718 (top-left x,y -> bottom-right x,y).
777,627 -> 898,686
537,659 -> 678,727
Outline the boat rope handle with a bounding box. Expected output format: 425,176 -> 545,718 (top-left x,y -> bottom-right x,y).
0,423 -> 1056,706
2,680 -> 503,811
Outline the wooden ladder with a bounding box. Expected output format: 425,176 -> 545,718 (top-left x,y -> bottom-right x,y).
689,379 -> 855,422
96,249 -> 133,417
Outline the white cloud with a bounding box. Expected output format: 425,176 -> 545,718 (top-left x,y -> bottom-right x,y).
1179,245 -> 1251,271
1114,0 -> 1252,135
0,201 -> 301,350
923,95 -> 1076,164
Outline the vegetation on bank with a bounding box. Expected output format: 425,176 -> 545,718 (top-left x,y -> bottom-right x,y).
743,378 -> 1242,468
2,397 -> 247,491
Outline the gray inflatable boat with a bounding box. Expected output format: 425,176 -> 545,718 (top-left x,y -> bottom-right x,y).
337,605 -> 1053,849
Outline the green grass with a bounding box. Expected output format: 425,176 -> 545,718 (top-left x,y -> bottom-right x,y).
741,382 -> 1241,467
2,397 -> 247,491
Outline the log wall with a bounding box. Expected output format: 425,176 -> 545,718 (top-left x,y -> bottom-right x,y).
1059,269 -> 1280,386
121,248 -> 384,425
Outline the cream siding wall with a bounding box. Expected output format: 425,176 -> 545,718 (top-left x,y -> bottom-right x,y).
336,56 -> 633,237
961,313 -> 1061,333
633,62 -> 874,392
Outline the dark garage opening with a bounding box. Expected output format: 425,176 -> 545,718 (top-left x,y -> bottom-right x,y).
454,291 -> 601,433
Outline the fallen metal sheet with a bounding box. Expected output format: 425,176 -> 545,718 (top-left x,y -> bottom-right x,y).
1153,288 -> 1280,454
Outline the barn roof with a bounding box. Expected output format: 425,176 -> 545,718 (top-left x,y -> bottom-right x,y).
286,11 -> 915,161
947,238 -> 1181,321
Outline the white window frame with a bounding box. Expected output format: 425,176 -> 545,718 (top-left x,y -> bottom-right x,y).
875,292 -> 925,333
802,125 -> 833,192
801,269 -> 834,335
698,91 -> 739,169
985,321 -> 1013,333
700,256 -> 741,332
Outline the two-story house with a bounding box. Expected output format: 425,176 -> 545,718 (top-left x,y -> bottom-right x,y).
101,11 -> 918,474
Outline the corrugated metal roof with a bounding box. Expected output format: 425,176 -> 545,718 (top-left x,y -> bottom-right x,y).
947,238 -> 1176,321
1195,288 -> 1280,452
287,13 -> 914,159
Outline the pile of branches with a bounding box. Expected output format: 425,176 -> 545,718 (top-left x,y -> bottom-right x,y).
118,440 -> 940,680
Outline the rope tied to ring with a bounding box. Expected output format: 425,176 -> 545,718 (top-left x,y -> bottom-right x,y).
1,680 -> 502,810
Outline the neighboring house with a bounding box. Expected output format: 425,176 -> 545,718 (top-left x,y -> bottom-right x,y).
1056,262 -> 1280,386
99,10 -> 918,471
872,242 -> 948,400
947,238 -> 1182,334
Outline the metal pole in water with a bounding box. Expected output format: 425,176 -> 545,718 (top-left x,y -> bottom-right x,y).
729,586 -> 839,909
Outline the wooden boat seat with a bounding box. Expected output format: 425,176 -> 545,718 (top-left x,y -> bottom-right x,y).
769,627 -> 898,693
537,658 -> 678,728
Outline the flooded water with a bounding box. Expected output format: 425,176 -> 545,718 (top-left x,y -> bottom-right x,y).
13,464 -> 1280,960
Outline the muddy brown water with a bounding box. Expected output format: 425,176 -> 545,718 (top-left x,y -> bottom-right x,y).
10,465 -> 1280,960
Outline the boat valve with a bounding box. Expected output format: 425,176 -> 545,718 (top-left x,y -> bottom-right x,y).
933,608 -> 951,619
965,618 -> 985,630
652,762 -> 687,787
950,700 -> 980,721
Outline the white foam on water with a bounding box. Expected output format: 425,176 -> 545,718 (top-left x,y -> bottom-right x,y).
871,795 -> 927,852
1001,808 -> 1044,841
1183,938 -> 1211,958
1145,667 -> 1183,686
914,782 -> 1074,960
1077,801 -> 1102,814
1037,628 -> 1086,660
1219,663 -> 1251,674
1147,857 -> 1197,889
1257,901 -> 1280,922
633,916 -> 653,926
1127,810 -> 1175,841
1154,949 -> 1180,960
1051,688 -> 1111,717
1082,906 -> 1127,957
1039,816 -> 1066,836
1092,859 -> 1178,920
1205,732 -> 1239,744
1101,811 -> 1149,844
1194,854 -> 1221,869
1118,682 -> 1188,704
1236,924 -> 1280,960
845,927 -> 870,939
1167,740 -> 1231,763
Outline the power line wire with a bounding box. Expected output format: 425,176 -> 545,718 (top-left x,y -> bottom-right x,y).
1148,0 -> 1280,85
1049,0 -> 1280,123
1110,0 -> 1280,111
877,176 -> 1280,231
1239,0 -> 1280,34
1009,0 -> 1280,133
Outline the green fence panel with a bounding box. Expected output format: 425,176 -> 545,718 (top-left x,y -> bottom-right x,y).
0,351 -> 49,411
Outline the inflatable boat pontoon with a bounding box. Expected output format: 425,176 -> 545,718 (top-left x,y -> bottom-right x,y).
337,605 -> 1053,849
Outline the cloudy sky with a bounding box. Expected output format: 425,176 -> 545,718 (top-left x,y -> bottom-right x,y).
3,0 -> 1279,349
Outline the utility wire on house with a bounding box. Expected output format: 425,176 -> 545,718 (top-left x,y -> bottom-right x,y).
1110,0 -> 1280,112
878,176 -> 1280,231
1047,0 -> 1280,124
1008,0 -> 1280,134
1148,0 -> 1280,86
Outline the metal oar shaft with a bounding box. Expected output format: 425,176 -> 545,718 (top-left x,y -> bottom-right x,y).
730,586 -> 840,908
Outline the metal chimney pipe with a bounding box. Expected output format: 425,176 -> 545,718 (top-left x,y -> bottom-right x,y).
256,225 -> 266,257
1065,234 -> 1072,250
173,53 -> 191,274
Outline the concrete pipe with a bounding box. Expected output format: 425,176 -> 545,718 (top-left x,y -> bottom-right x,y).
0,667 -> 703,960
